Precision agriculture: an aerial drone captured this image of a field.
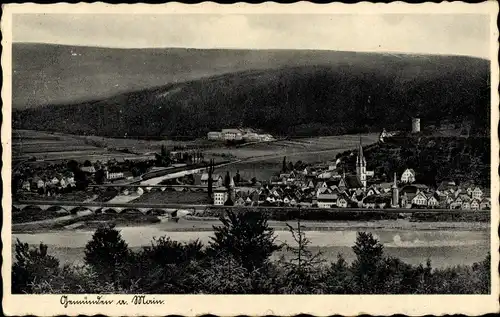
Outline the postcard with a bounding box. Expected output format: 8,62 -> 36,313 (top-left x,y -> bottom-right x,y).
2,2 -> 499,316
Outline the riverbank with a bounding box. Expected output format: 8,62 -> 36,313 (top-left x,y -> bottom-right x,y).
12,214 -> 490,234
12,222 -> 490,269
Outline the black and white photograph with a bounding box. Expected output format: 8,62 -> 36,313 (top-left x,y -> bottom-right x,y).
2,2 -> 499,316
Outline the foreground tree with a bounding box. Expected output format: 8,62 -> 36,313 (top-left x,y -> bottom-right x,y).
84,224 -> 130,289
351,232 -> 385,293
208,210 -> 281,271
278,219 -> 325,294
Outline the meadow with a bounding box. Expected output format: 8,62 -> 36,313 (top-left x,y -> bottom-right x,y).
13,130 -> 379,177
210,133 -> 380,181
13,130 -> 155,164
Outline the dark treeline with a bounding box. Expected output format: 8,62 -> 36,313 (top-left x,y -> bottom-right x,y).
14,55 -> 489,139
13,211 -> 490,294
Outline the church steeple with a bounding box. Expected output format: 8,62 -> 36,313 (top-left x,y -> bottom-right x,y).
356,135 -> 367,190
392,172 -> 398,189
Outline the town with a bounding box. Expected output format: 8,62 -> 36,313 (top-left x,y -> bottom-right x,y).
12,120 -> 490,212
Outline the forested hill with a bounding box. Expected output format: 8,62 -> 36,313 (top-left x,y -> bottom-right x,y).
13,44 -> 490,139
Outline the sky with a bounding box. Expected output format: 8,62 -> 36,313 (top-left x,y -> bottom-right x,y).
13,14 -> 491,59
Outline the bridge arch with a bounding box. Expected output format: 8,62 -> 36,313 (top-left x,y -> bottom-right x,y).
121,208 -> 142,214
69,207 -> 91,215
146,208 -> 167,216
46,205 -> 71,215
21,205 -> 42,212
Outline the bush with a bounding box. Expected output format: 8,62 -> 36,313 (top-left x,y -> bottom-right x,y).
12,240 -> 61,294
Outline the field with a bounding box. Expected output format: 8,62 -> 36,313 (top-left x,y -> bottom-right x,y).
12,130 -> 158,164
13,130 -> 380,181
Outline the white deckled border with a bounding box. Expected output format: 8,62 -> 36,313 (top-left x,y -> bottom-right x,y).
1,2 -> 499,316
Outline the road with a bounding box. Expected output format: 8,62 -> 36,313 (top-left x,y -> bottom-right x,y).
13,199 -> 490,215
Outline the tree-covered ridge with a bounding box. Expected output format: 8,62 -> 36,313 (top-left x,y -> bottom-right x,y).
13,53 -> 489,139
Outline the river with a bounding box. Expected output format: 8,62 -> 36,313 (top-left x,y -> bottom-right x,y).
12,221 -> 490,269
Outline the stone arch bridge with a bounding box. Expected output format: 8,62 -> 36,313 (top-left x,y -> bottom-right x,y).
12,200 -> 206,216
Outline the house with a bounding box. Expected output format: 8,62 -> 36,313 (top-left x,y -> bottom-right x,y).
401,169 -> 416,183
201,173 -> 223,187
449,196 -> 462,209
470,199 -> 481,210
66,176 -> 76,187
480,198 -> 491,210
81,166 -> 96,174
337,193 -> 350,208
411,192 -> 428,207
107,171 -> 125,180
317,194 -> 338,208
221,129 -> 243,141
286,171 -> 296,182
461,201 -> 471,210
213,187 -> 228,206
207,131 -> 222,140
235,197 -> 245,206
22,181 -> 31,191
59,178 -> 67,188
51,176 -> 60,185
471,187 -> 483,200
427,194 -> 439,208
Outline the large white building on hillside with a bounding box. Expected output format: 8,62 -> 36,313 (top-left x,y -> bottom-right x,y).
207,128 -> 275,142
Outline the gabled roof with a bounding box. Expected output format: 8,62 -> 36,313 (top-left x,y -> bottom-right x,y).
403,168 -> 416,175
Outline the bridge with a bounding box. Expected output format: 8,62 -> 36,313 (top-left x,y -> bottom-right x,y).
12,200 -> 206,215
12,200 -> 490,217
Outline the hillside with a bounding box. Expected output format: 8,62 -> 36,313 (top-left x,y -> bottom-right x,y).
13,44 -> 490,138
14,43 -> 454,110
337,135 -> 490,187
